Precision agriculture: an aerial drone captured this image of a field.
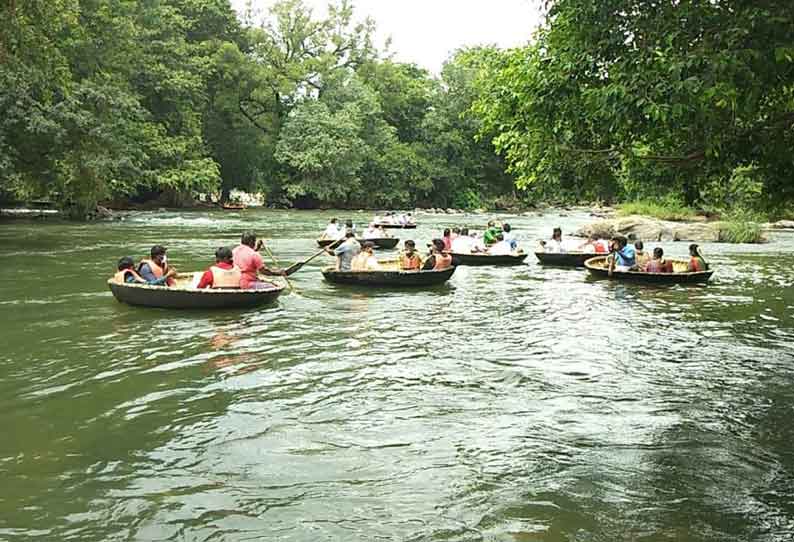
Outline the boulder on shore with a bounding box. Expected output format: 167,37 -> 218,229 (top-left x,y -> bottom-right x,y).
576,214 -> 756,243
772,220 -> 794,229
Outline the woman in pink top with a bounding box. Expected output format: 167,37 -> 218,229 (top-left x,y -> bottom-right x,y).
232,231 -> 295,289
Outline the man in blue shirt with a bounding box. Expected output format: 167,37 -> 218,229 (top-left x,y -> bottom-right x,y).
610,235 -> 636,270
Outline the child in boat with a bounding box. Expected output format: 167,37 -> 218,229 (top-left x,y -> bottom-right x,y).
634,241 -> 650,269
422,239 -> 453,271
644,247 -> 674,273
351,242 -> 381,271
197,247 -> 242,289
502,223 -> 518,250
688,243 -> 708,271
399,240 -> 423,270
115,256 -> 174,285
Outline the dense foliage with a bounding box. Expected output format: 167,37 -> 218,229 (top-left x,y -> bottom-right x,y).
473,0 -> 794,212
0,0 -> 513,214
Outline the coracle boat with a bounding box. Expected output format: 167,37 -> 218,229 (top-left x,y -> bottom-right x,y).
535,251 -> 597,267
322,260 -> 455,287
108,273 -> 285,309
584,256 -> 714,284
451,252 -> 528,267
374,222 -> 417,229
316,237 -> 399,249
221,202 -> 246,210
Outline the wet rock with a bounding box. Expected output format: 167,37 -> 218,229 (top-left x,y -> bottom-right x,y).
772,220 -> 794,229
577,215 -> 671,241
672,222 -> 723,242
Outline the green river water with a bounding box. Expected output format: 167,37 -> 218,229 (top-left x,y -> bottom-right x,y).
1,209 -> 794,541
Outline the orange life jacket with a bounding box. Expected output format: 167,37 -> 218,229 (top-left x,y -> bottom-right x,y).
434,253 -> 452,270
210,265 -> 242,288
114,268 -> 144,284
139,258 -> 175,286
400,252 -> 421,270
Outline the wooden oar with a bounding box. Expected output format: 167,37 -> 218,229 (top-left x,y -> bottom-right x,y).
261,242 -> 295,293
608,250 -> 615,277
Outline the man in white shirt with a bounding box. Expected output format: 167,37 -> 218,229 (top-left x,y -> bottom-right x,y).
451,227 -> 474,253
363,223 -> 380,239
322,218 -> 342,239
488,234 -> 514,255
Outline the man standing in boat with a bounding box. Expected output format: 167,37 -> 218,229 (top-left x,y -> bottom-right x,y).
232,231 -> 294,290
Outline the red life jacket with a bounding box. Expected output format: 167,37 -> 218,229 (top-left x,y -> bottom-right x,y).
139,258 -> 175,286
434,253 -> 452,270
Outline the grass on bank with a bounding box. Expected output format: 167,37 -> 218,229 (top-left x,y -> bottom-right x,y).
721,209 -> 766,243
617,199 -> 699,221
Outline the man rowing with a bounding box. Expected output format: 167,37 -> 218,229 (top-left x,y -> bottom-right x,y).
233,231 -> 294,290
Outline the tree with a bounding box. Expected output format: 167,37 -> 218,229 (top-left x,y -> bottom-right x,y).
473,0 -> 794,208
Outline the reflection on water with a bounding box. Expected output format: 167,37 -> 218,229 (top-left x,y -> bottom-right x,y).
1,209 -> 794,541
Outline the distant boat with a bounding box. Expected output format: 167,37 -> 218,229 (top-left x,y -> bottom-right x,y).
535,251 -> 596,267
451,252 -> 528,266
584,256 -> 714,283
374,222 -> 416,229
221,202 -> 246,210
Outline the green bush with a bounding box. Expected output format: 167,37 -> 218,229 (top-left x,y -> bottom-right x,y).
617,197 -> 698,221
721,209 -> 766,244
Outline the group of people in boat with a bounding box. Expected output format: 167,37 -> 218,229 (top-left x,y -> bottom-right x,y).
327,234 -> 452,272
372,211 -> 414,226
538,227 -> 709,273
441,221 -> 521,255
114,231 -> 300,290
320,218 -> 391,240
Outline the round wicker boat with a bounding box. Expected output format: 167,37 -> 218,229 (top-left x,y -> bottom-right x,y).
584,256 -> 714,284
316,237 -> 399,249
108,273 -> 285,309
535,251 -> 597,267
451,252 -> 528,266
321,260 -> 455,287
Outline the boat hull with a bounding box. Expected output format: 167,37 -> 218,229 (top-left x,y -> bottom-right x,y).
535,251 -> 596,267
108,280 -> 284,309
451,253 -> 528,266
375,223 -> 416,229
316,237 -> 399,249
584,257 -> 714,284
321,266 -> 455,287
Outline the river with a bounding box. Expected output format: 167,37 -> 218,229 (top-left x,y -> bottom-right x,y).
1,209 -> 793,541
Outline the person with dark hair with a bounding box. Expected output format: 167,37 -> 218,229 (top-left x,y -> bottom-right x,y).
422,239 -> 452,271
232,231 -> 291,290
451,227 -> 461,241
442,228 -> 453,251
138,245 -> 177,286
329,231 -> 361,271
351,241 -> 380,271
688,243 -> 708,272
578,233 -> 609,253
322,218 -> 342,240
502,223 -> 518,250
634,240 -> 650,268
483,220 -> 502,246
645,247 -> 674,273
115,256 -> 172,285
197,247 -> 242,289
345,219 -> 356,236
609,235 -> 636,270
399,240 -> 422,270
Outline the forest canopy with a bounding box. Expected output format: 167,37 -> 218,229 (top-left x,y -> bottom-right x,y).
1,0 -> 792,216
